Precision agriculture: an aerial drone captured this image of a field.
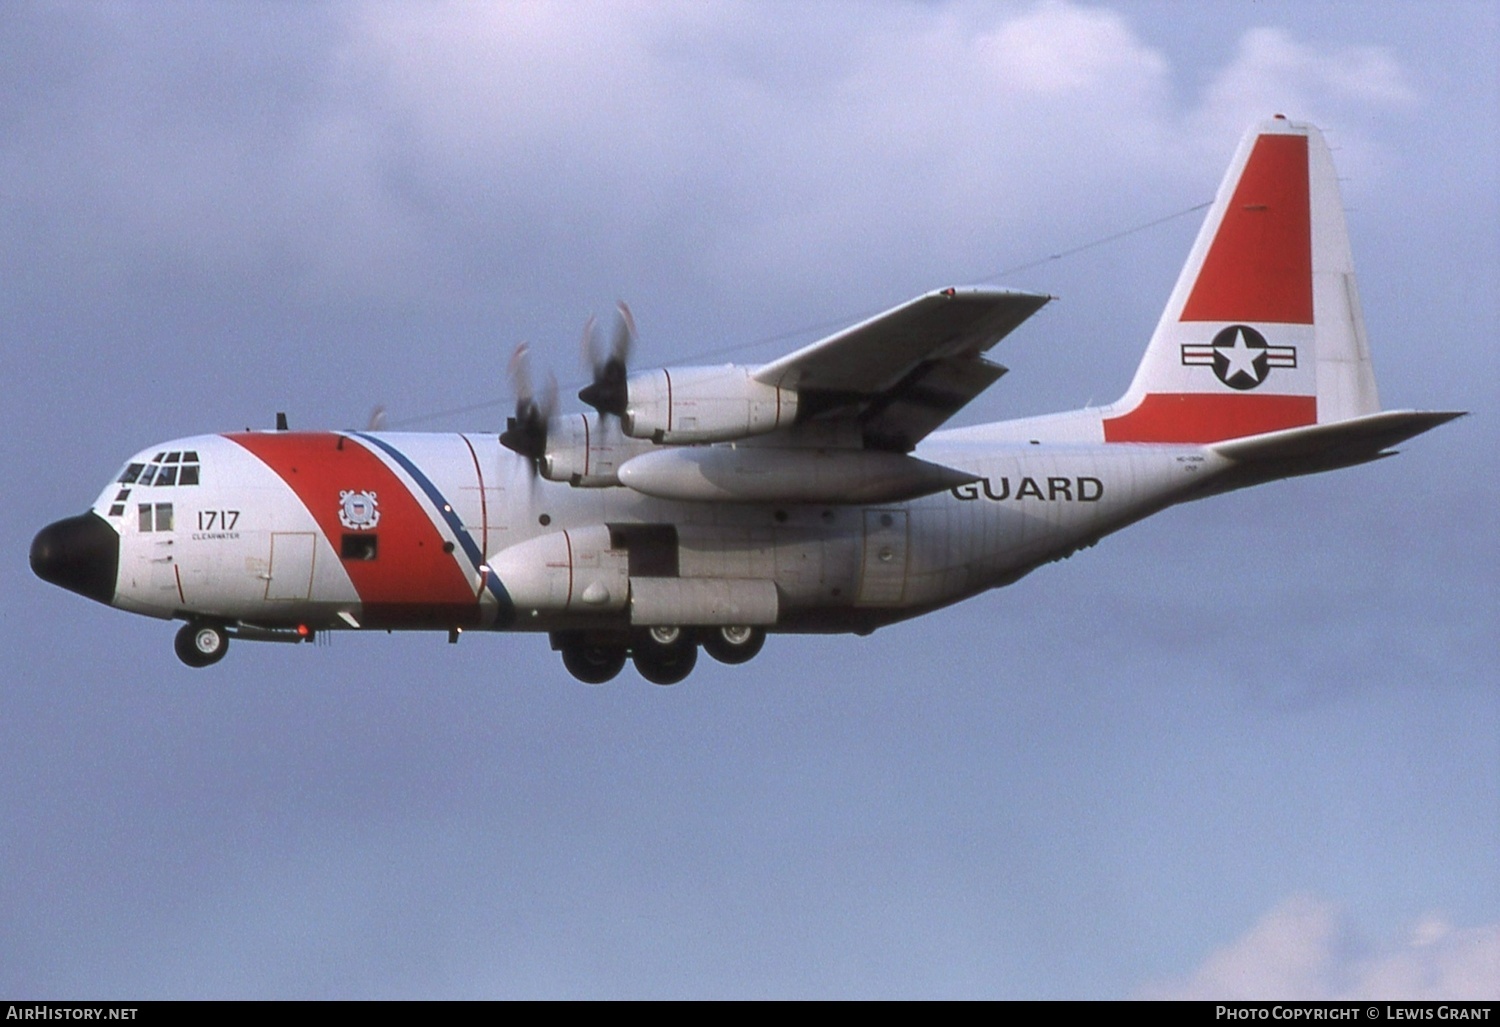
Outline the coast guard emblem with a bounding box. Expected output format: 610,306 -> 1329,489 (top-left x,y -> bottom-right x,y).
338,490 -> 380,530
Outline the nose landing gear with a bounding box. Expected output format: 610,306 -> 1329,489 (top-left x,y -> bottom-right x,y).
175,622 -> 229,668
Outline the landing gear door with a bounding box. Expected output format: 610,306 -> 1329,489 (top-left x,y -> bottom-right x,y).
856,509 -> 908,606
266,532 -> 316,601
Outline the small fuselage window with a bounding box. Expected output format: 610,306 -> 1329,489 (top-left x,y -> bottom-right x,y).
341,534 -> 378,561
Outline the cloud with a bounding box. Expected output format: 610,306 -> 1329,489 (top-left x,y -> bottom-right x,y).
1197,26 -> 1418,131
1190,26 -> 1419,179
3,2 -> 1422,321
317,0 -> 1423,329
1141,895 -> 1500,1000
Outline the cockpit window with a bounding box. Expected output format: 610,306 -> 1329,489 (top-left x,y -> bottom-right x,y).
129,454 -> 202,487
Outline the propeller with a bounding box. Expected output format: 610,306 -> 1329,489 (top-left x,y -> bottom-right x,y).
499,343 -> 557,472
578,302 -> 636,418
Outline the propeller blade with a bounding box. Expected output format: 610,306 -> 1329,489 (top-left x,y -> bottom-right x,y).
500,343 -> 547,465
579,303 -> 636,417
540,370 -> 559,424
612,301 -> 636,368
509,342 -> 535,409
581,314 -> 600,381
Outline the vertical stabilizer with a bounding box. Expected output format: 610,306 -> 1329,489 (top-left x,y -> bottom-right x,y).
1102,117 -> 1380,443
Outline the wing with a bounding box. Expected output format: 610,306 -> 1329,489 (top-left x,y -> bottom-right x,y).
753,286 -> 1050,450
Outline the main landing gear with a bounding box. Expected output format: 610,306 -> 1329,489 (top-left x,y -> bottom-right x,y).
175,622 -> 229,668
552,625 -> 768,685
701,624 -> 765,665
559,638 -> 629,684
632,626 -> 698,685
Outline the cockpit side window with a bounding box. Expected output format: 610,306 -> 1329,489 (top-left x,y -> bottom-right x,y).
118,463 -> 145,484
138,503 -> 174,532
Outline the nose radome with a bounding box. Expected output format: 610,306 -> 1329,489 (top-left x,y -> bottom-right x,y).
31,512 -> 120,606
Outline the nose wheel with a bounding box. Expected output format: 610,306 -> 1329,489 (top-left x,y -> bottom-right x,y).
175,622 -> 229,668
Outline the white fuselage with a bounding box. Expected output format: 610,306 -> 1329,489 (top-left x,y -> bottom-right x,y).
87,427 -> 1225,636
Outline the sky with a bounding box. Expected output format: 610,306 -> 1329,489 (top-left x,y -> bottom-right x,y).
3,0 -> 1496,1000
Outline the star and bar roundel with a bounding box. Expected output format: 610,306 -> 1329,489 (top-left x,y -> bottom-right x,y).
1180,324 -> 1297,391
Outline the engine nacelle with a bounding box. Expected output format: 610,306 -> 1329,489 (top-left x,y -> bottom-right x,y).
541,413 -> 655,488
622,365 -> 797,444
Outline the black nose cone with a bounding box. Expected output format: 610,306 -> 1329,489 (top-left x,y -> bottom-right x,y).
31,512 -> 119,605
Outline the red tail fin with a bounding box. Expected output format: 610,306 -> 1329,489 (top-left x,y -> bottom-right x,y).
1103,118 -> 1376,444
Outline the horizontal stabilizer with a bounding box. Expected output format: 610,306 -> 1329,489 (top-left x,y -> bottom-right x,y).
1205,410 -> 1465,493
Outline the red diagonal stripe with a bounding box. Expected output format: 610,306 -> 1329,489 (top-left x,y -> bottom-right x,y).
228,432 -> 479,627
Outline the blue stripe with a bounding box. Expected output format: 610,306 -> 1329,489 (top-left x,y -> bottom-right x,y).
352,432 -> 514,620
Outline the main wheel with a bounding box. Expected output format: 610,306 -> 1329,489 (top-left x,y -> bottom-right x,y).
175,622 -> 228,668
561,641 -> 628,684
632,628 -> 698,685
701,625 -> 765,665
